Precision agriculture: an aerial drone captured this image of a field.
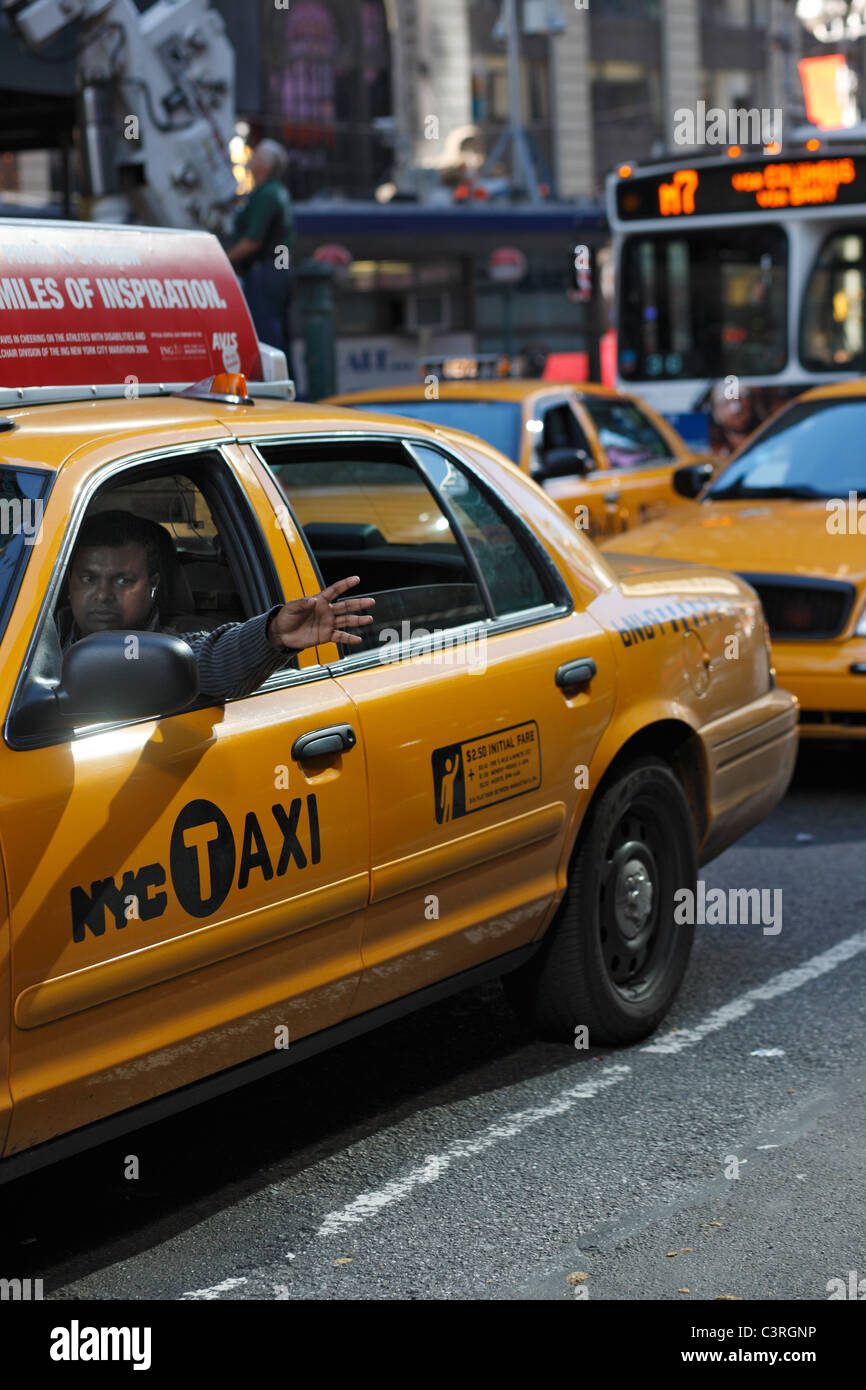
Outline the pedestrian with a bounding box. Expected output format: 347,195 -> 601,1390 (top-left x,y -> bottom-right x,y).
227,139 -> 296,381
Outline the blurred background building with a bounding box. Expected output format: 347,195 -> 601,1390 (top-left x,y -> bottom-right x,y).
0,0 -> 845,211
215,0 -> 814,202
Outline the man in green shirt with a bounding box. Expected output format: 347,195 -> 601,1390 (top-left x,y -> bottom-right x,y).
228,140 -> 296,377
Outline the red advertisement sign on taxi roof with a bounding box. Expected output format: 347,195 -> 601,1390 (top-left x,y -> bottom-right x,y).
0,221 -> 262,389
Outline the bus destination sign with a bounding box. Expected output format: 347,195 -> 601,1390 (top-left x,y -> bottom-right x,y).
616,154 -> 866,220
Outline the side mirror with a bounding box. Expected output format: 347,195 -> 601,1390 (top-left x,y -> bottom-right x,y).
11,632 -> 199,739
58,631 -> 200,723
672,461 -> 714,499
536,446 -> 591,482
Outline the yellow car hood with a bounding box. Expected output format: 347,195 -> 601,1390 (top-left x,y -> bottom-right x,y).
601,498 -> 866,583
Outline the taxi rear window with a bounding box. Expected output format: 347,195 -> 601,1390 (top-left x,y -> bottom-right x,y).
260,444 -> 489,647
0,465 -> 51,641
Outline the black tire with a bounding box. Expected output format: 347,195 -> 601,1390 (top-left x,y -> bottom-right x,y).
503,756 -> 697,1046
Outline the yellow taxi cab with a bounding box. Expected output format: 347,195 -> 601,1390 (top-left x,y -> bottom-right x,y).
601,381 -> 866,740
326,363 -> 713,539
0,221 -> 797,1183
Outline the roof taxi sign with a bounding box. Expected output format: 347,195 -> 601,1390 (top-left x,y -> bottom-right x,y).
0,221 -> 262,389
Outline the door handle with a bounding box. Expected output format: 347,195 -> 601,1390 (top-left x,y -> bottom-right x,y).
292,724 -> 356,760
555,658 -> 597,689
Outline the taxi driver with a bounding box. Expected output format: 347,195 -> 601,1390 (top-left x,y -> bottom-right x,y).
58,509 -> 374,701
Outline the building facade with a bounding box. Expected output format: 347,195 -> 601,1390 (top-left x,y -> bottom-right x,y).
392,0 -> 813,200
0,2 -> 859,209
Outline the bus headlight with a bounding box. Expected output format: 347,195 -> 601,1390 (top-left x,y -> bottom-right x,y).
855,603 -> 866,637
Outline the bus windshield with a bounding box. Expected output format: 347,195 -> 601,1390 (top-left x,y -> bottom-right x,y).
618,226 -> 788,383
352,400 -> 523,464
707,399 -> 866,501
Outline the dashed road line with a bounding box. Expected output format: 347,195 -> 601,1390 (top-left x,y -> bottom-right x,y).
317,1063 -> 631,1237
317,931 -> 866,1238
181,1276 -> 248,1299
642,931 -> 866,1056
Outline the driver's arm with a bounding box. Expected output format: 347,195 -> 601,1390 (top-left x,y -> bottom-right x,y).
175,607 -> 292,701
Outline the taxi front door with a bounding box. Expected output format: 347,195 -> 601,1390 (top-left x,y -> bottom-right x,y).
0,518 -> 370,1159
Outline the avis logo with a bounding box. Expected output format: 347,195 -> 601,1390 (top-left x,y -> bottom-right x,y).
826,1269 -> 866,1299
213,330 -> 240,372
69,795 -> 320,941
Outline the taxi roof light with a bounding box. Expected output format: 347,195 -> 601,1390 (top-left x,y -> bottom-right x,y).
418,354 -> 521,381
176,372 -> 255,406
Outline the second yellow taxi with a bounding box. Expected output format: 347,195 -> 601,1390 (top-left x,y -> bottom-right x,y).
326,367 -> 712,539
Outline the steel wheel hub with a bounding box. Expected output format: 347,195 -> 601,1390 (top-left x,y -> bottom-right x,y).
615,857 -> 654,938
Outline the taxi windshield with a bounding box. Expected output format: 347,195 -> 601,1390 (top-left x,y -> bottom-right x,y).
352,400 -> 523,463
707,399 -> 866,501
0,464 -> 51,640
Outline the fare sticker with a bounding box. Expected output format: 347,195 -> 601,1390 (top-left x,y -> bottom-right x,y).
432,721 -> 541,824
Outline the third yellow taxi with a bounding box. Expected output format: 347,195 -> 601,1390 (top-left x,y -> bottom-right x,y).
602,381 -> 866,740
326,360 -> 712,539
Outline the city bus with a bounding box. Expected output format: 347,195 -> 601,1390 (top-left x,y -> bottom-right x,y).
292,199 -> 607,396
606,136 -> 866,450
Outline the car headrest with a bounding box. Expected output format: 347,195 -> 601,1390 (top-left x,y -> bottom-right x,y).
147,523 -> 195,623
303,522 -> 387,551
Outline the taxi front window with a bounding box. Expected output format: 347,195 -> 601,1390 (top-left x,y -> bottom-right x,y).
0,465 -> 51,641
352,400 -> 523,464
582,398 -> 673,467
707,399 -> 866,500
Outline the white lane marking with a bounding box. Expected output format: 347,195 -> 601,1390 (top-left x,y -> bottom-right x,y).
642,931 -> 866,1056
316,932 -> 866,1239
750,1047 -> 785,1057
181,1276 -> 248,1299
316,1063 -> 631,1237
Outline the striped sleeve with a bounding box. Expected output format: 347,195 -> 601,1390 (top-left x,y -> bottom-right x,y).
176,606 -> 296,700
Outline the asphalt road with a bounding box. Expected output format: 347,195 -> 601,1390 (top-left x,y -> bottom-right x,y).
2,741 -> 865,1303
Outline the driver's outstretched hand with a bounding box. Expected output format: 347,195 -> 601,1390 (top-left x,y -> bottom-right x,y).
267,574 -> 375,652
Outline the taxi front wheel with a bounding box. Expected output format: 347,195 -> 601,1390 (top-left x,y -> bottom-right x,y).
503,757 -> 697,1046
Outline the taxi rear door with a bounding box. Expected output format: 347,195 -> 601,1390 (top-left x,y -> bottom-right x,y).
0,443 -> 370,1157
248,433 -> 616,1016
